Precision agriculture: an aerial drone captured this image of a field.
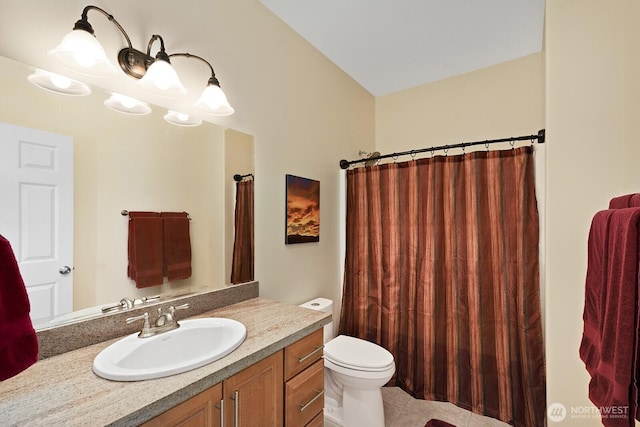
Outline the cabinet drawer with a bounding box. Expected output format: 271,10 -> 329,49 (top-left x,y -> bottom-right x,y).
285,328 -> 323,380
285,359 -> 324,427
305,411 -> 324,427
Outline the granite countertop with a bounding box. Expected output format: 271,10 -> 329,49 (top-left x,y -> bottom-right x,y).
0,297 -> 331,427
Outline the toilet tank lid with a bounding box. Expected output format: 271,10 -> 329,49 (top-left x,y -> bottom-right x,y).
299,297 -> 333,312
324,335 -> 394,370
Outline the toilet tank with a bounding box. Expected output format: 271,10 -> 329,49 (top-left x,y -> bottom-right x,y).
299,297 -> 334,343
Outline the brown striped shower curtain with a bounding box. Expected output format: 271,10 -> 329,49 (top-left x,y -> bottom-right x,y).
339,146 -> 546,426
230,179 -> 254,284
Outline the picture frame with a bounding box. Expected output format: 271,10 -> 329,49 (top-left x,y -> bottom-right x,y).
285,174 -> 320,244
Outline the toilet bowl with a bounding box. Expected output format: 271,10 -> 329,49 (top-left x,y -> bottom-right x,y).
323,334 -> 395,427
299,296 -> 395,427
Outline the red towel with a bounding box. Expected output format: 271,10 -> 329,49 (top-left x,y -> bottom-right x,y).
161,212 -> 192,281
609,193 -> 640,209
580,208 -> 640,426
609,194 -> 635,209
127,212 -> 164,288
0,235 -> 38,380
425,420 -> 457,427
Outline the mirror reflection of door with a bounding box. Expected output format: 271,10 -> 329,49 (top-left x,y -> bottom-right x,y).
0,122 -> 73,326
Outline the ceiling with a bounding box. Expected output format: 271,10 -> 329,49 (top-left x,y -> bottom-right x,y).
260,0 -> 545,96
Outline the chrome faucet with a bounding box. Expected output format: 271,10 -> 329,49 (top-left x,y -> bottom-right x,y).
101,295 -> 160,313
156,303 -> 190,327
102,297 -> 134,313
126,303 -> 190,338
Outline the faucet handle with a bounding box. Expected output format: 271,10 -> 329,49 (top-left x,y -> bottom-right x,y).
126,312 -> 150,330
119,297 -> 135,309
170,303 -> 190,315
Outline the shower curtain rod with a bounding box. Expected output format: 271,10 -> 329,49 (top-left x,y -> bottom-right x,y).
233,173 -> 254,182
339,129 -> 546,170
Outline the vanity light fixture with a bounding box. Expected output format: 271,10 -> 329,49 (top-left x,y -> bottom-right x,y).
27,69 -> 91,96
104,93 -> 151,115
49,5 -> 234,115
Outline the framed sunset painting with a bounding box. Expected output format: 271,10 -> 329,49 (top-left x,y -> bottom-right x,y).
285,174 -> 320,244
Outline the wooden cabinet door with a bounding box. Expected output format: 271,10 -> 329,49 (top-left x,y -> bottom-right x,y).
141,382 -> 223,427
223,351 -> 283,427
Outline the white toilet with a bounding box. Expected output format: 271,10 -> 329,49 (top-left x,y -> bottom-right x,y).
299,298 -> 395,427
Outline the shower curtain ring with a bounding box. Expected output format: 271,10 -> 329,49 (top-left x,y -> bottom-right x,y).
444,147 -> 449,156
509,140 -> 515,150
485,142 -> 490,151
392,154 -> 398,162
410,150 -> 416,160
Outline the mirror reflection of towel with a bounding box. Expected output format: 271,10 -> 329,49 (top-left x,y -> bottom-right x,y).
127,212 -> 192,288
127,212 -> 164,288
161,212 -> 192,281
0,235 -> 38,381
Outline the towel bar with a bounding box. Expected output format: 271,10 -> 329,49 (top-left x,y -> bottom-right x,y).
121,210 -> 191,220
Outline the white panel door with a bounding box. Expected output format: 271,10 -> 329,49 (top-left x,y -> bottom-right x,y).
0,122 -> 73,327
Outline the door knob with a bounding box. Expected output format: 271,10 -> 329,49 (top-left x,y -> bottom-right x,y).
59,266 -> 72,275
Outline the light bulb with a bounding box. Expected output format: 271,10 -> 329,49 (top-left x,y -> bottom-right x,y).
50,74 -> 72,90
27,69 -> 91,96
48,29 -> 115,76
139,60 -> 186,97
164,110 -> 202,127
195,84 -> 234,116
104,93 -> 151,115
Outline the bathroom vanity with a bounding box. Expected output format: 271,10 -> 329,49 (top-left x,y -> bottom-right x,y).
142,328 -> 325,427
0,294 -> 330,426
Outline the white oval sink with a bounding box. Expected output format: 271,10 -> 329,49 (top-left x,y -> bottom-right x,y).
93,318 -> 246,381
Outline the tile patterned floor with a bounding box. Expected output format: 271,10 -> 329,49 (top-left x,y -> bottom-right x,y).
325,387 -> 511,427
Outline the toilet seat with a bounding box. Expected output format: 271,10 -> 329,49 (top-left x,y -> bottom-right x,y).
324,335 -> 394,372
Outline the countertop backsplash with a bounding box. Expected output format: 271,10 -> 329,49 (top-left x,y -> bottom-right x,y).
36,281 -> 259,358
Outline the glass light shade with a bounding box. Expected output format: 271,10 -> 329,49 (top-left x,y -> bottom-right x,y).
164,110 -> 202,127
139,60 -> 186,98
27,69 -> 91,96
48,29 -> 115,76
104,93 -> 151,115
195,84 -> 234,116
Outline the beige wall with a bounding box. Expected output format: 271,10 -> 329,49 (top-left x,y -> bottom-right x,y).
226,2 -> 376,316
376,53 -> 545,153
546,0 -> 640,425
